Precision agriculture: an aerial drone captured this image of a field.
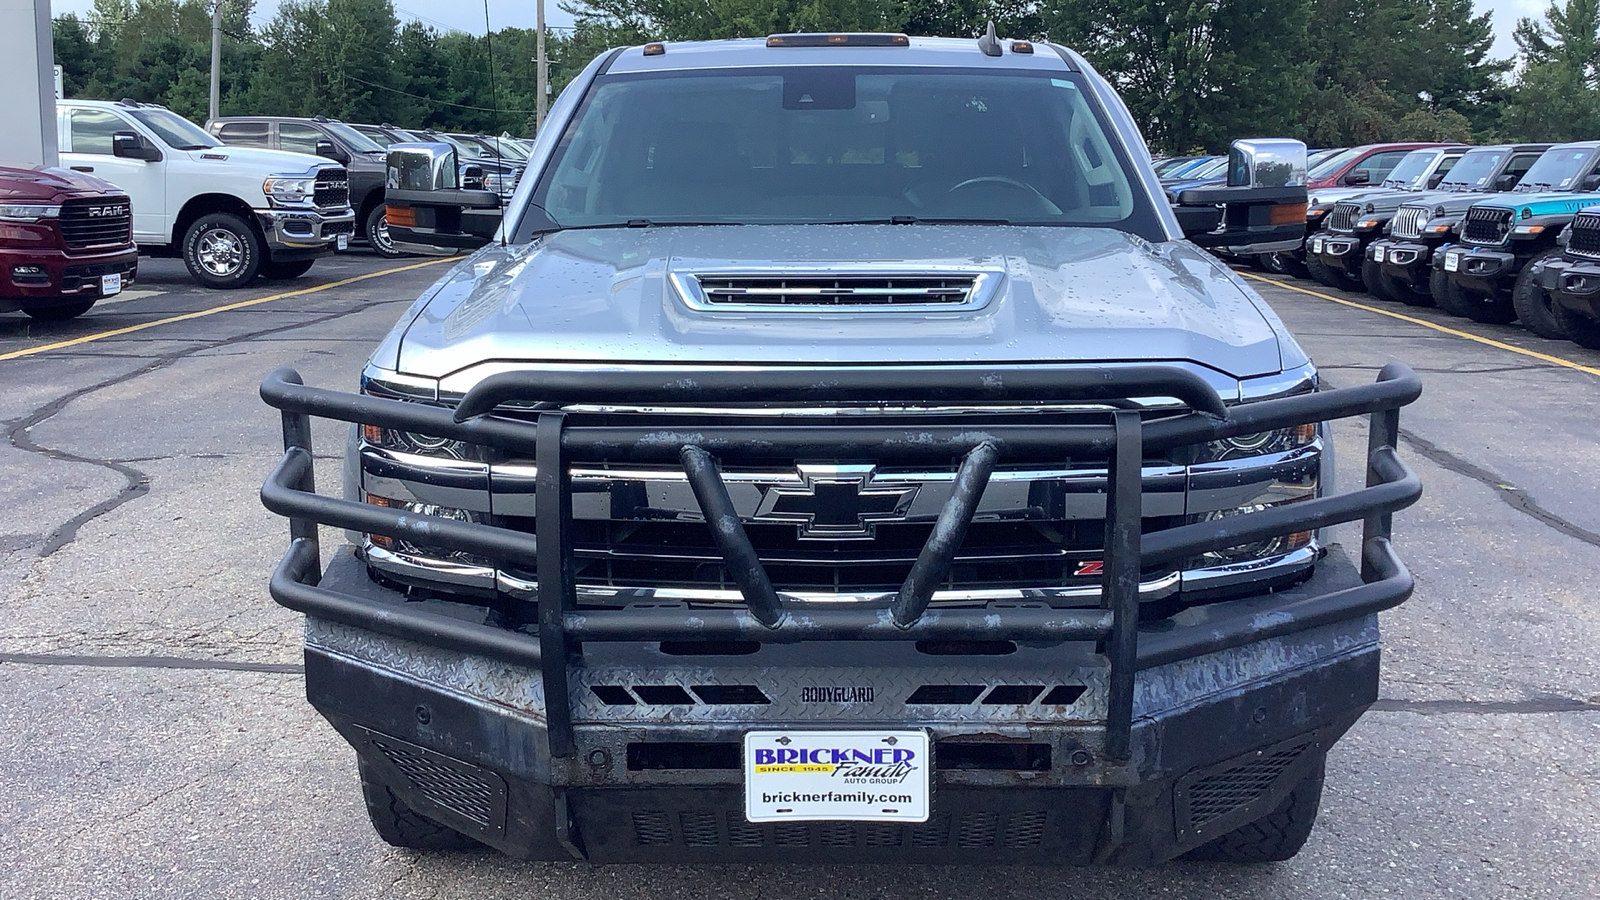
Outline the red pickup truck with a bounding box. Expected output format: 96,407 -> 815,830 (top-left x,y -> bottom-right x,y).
0,165 -> 137,321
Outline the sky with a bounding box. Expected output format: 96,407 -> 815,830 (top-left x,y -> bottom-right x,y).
48,0 -> 1551,61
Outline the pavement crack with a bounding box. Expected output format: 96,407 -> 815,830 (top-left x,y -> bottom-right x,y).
3,287 -> 415,558
1371,696 -> 1600,715
0,651 -> 303,674
1398,428 -> 1600,551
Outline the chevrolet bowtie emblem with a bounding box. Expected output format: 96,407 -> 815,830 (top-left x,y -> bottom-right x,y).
753,464 -> 919,540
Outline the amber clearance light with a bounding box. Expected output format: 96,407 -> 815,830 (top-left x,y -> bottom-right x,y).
385,205 -> 417,228
1270,202 -> 1308,226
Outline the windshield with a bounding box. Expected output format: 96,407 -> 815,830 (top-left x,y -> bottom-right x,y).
1188,157 -> 1228,179
324,122 -> 386,154
479,136 -> 530,161
1308,146 -> 1366,180
533,67 -> 1151,234
1439,149 -> 1506,191
1516,146 -> 1597,191
1382,150 -> 1440,187
432,134 -> 483,158
130,108 -> 216,150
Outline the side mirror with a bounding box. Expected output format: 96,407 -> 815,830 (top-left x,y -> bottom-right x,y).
112,131 -> 161,162
1177,138 -> 1308,253
1582,173 -> 1600,192
314,138 -> 344,162
385,141 -> 501,254
1427,172 -> 1446,190
1494,174 -> 1519,191
1342,170 -> 1371,186
461,165 -> 486,191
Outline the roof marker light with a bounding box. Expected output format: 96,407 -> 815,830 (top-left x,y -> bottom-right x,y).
766,33 -> 910,47
1011,41 -> 1034,54
642,42 -> 665,56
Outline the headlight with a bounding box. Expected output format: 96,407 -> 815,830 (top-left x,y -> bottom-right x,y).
359,380 -> 486,461
364,494 -> 489,564
1194,503 -> 1314,566
0,203 -> 61,222
1194,423 -> 1318,463
262,175 -> 316,205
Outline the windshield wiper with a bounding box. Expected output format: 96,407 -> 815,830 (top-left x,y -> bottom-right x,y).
817,216 -> 1014,226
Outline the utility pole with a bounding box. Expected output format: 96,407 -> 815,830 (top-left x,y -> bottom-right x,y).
535,0 -> 547,134
209,1 -> 222,121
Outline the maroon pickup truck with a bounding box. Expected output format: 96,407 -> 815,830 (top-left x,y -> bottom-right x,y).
0,165 -> 137,321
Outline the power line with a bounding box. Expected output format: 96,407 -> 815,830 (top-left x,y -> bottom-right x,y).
343,74 -> 535,114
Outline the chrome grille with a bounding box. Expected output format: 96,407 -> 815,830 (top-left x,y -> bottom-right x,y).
695,275 -> 977,306
1462,206 -> 1513,246
1327,202 -> 1360,233
1391,206 -> 1428,241
1568,212 -> 1600,259
313,168 -> 349,209
58,196 -> 132,249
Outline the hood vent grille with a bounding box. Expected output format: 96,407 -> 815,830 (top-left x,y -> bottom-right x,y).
691,274 -> 983,308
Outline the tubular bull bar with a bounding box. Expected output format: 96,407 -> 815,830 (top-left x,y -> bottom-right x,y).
260,362 -> 1422,765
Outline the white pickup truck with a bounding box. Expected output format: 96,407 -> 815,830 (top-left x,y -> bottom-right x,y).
55,100 -> 356,289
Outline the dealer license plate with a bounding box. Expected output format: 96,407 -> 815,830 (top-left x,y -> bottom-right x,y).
100,273 -> 121,295
744,730 -> 930,823
1374,245 -> 1387,263
1311,236 -> 1324,254
337,233 -> 350,251
1444,251 -> 1460,272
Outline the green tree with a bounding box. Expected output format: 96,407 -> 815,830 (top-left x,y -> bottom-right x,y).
1500,0 -> 1600,140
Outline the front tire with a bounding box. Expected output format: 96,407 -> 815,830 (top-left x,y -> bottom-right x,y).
22,299 -> 97,321
1511,249 -> 1568,338
1183,755 -> 1326,864
365,204 -> 408,259
1432,267 -> 1470,317
1362,258 -> 1395,300
1553,301 -> 1600,350
182,212 -> 263,289
358,756 -> 484,851
1307,254 -> 1362,292
258,259 -> 316,281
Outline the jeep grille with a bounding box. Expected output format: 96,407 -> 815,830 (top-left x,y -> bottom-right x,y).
1568,212 -> 1600,259
58,196 -> 132,249
1462,206 -> 1513,246
1327,202 -> 1359,234
1391,206 -> 1428,241
313,168 -> 349,210
694,275 -> 979,307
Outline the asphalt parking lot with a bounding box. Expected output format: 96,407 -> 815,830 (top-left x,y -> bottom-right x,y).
1,252 -> 1597,898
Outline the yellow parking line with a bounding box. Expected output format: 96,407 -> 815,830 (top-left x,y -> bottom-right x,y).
0,257 -> 453,362
1241,271 -> 1600,379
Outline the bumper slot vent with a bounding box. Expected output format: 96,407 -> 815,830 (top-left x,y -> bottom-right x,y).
358,729 -> 507,837
598,683 -> 773,706
906,684 -> 986,704
935,742 -> 1051,771
1175,739 -> 1313,836
626,809 -> 1056,850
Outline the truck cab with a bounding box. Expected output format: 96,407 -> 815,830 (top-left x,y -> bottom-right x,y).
258,33 -> 1420,867
57,100 -> 355,288
206,116 -> 402,259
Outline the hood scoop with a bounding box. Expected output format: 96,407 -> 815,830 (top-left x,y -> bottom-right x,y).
672,268 -> 1001,312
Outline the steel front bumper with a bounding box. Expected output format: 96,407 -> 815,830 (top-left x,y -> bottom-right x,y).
1372,239 -> 1434,287
1311,231 -> 1371,276
256,207 -> 356,256
259,362 -> 1422,864
0,246 -> 138,311
301,544 -> 1382,864
1543,257 -> 1600,320
1441,246 -> 1516,294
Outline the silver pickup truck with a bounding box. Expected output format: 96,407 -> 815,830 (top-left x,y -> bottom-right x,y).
259,32 -> 1421,866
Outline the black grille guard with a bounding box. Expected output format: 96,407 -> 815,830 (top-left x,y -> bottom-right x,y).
260,362 -> 1423,762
